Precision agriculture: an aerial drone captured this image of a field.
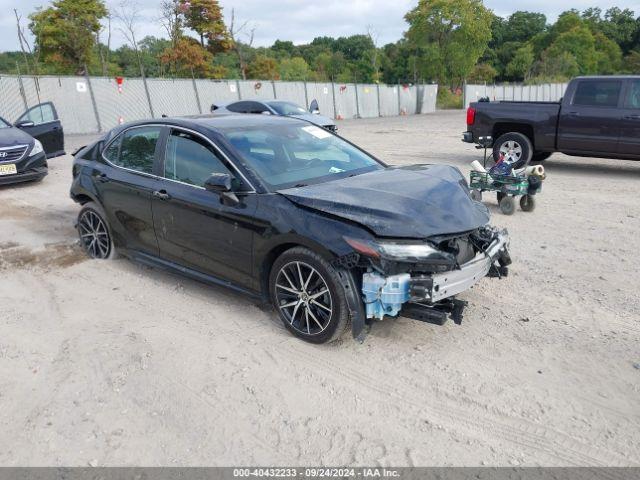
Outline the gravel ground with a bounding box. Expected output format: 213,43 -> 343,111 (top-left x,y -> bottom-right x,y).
0,110 -> 638,466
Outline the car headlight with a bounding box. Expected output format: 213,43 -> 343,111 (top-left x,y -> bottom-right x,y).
29,139 -> 44,157
344,237 -> 456,264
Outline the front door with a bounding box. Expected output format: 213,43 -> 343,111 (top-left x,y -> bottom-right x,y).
97,125 -> 164,256
557,79 -> 623,154
618,79 -> 640,157
152,128 -> 257,288
15,102 -> 65,157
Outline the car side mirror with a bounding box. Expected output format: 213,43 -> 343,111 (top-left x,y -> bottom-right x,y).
15,120 -> 35,128
309,99 -> 320,114
204,173 -> 240,206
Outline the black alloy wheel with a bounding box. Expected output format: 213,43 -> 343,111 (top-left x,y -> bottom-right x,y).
275,260 -> 333,336
77,205 -> 112,259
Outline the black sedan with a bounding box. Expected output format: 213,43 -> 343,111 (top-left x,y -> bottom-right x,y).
0,102 -> 65,185
71,114 -> 511,343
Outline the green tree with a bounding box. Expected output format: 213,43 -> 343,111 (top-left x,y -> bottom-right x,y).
505,44 -> 535,79
247,55 -> 279,80
279,56 -> 311,80
179,0 -> 230,52
29,0 -> 107,74
405,0 -> 493,88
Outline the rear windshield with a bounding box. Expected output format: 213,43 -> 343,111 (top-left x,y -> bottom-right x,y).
221,123 -> 383,190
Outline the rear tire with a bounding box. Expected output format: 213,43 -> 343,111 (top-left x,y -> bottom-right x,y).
269,247 -> 350,344
493,132 -> 533,169
499,196 -> 516,215
520,194 -> 536,212
77,201 -> 118,259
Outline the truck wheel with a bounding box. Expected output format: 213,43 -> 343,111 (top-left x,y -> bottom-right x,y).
520,194 -> 536,212
470,190 -> 482,202
493,132 -> 533,169
532,152 -> 552,163
499,196 -> 516,215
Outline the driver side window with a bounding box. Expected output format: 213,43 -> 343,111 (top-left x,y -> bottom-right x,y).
164,130 -> 239,189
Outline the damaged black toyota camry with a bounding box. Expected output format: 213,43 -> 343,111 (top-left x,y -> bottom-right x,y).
71,114 -> 511,343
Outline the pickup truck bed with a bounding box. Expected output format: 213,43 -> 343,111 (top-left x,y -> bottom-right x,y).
463,76 -> 640,165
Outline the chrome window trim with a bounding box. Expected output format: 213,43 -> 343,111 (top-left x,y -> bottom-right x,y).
101,124 -> 163,179
165,125 -> 257,193
101,123 -> 257,193
0,144 -> 29,164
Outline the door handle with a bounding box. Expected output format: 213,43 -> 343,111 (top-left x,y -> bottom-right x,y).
623,114 -> 640,120
95,173 -> 110,183
152,190 -> 171,200
567,111 -> 580,117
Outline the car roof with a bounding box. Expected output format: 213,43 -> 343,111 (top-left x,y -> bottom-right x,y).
118,113 -> 308,135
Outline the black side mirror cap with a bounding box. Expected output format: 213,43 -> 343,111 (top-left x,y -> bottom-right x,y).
309,99 -> 320,114
204,173 -> 233,193
204,173 -> 241,206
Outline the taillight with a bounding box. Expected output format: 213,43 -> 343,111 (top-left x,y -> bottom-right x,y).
466,107 -> 476,126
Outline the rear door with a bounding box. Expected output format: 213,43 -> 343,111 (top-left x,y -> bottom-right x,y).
15,102 -> 65,157
151,127 -> 257,288
557,79 -> 623,154
98,125 -> 164,256
617,79 -> 640,157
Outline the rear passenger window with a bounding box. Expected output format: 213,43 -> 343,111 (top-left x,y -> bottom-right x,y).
104,126 -> 160,174
572,81 -> 622,107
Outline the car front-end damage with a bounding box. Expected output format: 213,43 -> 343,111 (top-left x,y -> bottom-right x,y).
279,163 -> 513,340
338,226 -> 511,339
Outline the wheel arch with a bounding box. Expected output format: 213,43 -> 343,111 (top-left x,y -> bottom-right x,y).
492,123 -> 535,149
259,237 -> 337,297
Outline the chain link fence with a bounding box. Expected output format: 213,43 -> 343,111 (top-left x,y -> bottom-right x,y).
0,74 -> 439,135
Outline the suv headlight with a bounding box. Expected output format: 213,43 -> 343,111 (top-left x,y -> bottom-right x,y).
344,237 -> 456,264
29,139 -> 44,157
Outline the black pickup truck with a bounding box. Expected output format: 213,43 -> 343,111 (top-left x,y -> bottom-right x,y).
463,76 -> 640,167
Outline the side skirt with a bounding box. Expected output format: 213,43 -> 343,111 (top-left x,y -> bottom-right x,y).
127,250 -> 263,301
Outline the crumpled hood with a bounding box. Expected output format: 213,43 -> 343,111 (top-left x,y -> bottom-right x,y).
0,127 -> 34,148
278,164 -> 490,238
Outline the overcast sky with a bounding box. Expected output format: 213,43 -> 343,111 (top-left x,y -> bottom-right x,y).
1,0 -> 639,52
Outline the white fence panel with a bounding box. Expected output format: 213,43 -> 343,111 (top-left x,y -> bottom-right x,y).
92,77 -> 152,131
464,83 -> 568,108
304,82 -> 334,118
0,76 -> 25,122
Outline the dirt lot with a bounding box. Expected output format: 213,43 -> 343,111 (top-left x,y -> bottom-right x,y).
0,111 -> 638,467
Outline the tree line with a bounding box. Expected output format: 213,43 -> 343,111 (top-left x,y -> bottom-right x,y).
2,0 -> 639,92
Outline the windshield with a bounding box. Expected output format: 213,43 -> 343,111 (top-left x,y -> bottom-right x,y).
268,101 -> 308,116
223,123 -> 384,190
0,117 -> 11,129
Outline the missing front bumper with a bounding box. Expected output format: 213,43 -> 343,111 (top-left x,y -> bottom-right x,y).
361,229 -> 510,324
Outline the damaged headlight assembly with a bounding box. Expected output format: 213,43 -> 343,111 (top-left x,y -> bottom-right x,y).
343,229 -> 511,327
344,237 -> 455,265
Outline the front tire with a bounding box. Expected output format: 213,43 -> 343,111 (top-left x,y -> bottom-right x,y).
269,247 -> 350,344
493,132 -> 533,169
77,202 -> 117,259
